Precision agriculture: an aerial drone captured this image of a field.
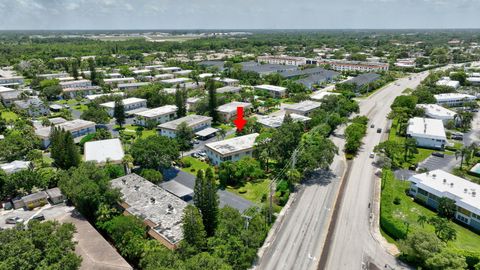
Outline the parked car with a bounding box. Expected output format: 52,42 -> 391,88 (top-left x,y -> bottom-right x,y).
376,128 -> 382,133
6,217 -> 24,225
369,152 -> 375,158
370,124 -> 375,128
452,134 -> 463,140
432,152 -> 445,158
31,214 -> 45,221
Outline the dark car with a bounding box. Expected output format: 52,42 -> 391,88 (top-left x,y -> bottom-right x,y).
376,128 -> 382,133
370,124 -> 375,128
452,134 -> 463,140
31,214 -> 45,221
432,152 -> 445,158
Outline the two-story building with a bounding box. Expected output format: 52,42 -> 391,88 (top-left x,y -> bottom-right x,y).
254,84 -> 287,98
35,119 -> 96,148
133,105 -> 178,126
406,117 -> 447,149
205,133 -> 259,165
100,97 -> 147,117
216,101 -> 252,122
158,115 -> 212,138
284,100 -> 321,117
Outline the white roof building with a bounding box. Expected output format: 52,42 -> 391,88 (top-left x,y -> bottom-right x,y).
409,170 -> 480,217
284,100 -> 322,116
254,84 -> 287,98
217,101 -> 252,114
134,105 -> 177,119
205,133 -> 259,165
417,104 -> 457,123
257,112 -> 310,129
85,92 -> 124,101
434,93 -> 476,106
407,117 -> 447,149
161,78 -> 191,85
100,97 -> 147,109
84,139 -> 125,164
310,91 -> 340,101
0,160 -> 31,174
436,77 -> 460,89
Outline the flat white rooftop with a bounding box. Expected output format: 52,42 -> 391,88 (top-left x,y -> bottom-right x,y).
158,114 -> 212,131
161,78 -> 191,84
100,97 -> 147,108
84,138 -> 125,163
134,105 -> 177,118
255,84 -> 287,92
409,170 -> 480,215
310,91 -> 340,101
205,133 -> 259,156
285,100 -> 321,112
257,112 -> 311,128
85,92 -> 124,101
407,117 -> 446,140
217,101 -> 252,113
417,104 -> 456,119
434,93 -> 476,102
103,77 -> 135,82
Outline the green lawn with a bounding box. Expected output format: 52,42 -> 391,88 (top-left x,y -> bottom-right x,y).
55,99 -> 85,106
226,179 -> 270,204
180,156 -> 214,175
389,118 -> 435,168
73,104 -> 88,112
381,170 -> 480,252
0,110 -> 19,121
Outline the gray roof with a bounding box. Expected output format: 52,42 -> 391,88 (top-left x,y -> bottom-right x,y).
279,67 -> 339,79
13,97 -> 45,109
158,114 -> 212,131
217,86 -> 242,94
160,181 -> 193,198
111,174 -> 188,245
22,191 -> 47,203
199,60 -> 225,71
0,90 -> 21,100
46,187 -> 64,199
345,73 -> 381,87
240,61 -> 297,74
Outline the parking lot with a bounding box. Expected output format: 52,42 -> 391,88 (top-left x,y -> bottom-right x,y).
0,202 -> 72,229
418,154 -> 457,172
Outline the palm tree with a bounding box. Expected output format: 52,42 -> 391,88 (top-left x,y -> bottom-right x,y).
465,143 -> 478,166
455,146 -> 470,169
122,154 -> 134,174
417,215 -> 428,228
403,138 -> 418,161
217,127 -> 227,141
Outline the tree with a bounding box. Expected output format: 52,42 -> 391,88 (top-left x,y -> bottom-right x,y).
417,215 -> 428,228
399,231 -> 445,266
113,99 -> 126,128
234,157 -> 264,184
403,138 -> 418,161
207,80 -> 219,123
425,250 -> 467,270
218,161 -> 237,187
271,114 -> 304,167
50,127 -> 81,170
81,104 -> 110,124
140,169 -> 163,184
58,162 -> 120,221
182,205 -> 207,250
437,197 -> 457,220
297,129 -> 338,175
71,60 -> 79,79
428,216 -> 457,242
0,123 -> 40,162
176,122 -> 194,151
183,253 -> 231,270
130,135 -> 179,170
175,85 -> 187,117
194,168 -> 219,237
0,220 -> 82,270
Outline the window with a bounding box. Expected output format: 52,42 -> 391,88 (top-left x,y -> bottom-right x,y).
457,214 -> 469,224
417,188 -> 428,196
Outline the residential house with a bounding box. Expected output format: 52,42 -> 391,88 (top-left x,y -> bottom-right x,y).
158,115 -> 212,138
406,117 -> 447,149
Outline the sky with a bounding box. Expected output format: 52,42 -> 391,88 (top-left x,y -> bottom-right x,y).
0,0 -> 480,30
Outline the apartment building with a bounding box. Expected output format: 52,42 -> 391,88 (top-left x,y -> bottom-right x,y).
257,55 -> 307,66
100,97 -> 147,117
63,85 -> 102,99
417,104 -> 456,124
35,119 -> 96,148
406,117 -> 447,149
254,84 -> 287,98
409,170 -> 480,231
284,100 -> 321,116
434,93 -> 476,107
216,101 -> 252,122
158,115 -> 212,138
133,105 -> 178,126
59,79 -> 92,89
317,59 -> 389,72
205,133 -> 259,165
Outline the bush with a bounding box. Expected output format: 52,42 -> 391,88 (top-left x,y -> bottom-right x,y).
183,159 -> 192,168
393,197 -> 401,205
140,169 -> 163,184
238,187 -> 247,194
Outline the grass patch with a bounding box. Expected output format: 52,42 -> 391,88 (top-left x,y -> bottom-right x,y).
0,110 -> 19,121
380,169 -> 480,252
226,179 -> 270,204
180,156 -> 213,175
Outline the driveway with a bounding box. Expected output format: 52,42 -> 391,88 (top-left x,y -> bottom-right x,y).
464,112 -> 480,146
162,168 -> 254,212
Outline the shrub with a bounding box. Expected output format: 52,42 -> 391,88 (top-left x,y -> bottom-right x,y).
393,197 -> 401,205
140,169 -> 163,184
183,159 -> 192,168
238,188 -> 247,194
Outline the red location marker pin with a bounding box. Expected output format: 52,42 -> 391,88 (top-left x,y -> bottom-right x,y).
233,106 -> 247,132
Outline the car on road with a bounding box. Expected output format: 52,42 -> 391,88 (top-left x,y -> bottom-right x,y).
376,128 -> 382,133
369,152 -> 375,158
6,217 -> 24,224
64,105 -> 70,109
32,214 -> 45,221
370,124 -> 375,128
432,152 -> 445,158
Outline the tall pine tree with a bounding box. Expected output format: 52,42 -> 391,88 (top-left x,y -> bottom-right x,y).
182,204 -> 206,250
207,80 -> 219,123
194,168 -> 219,237
50,127 -> 80,170
175,84 -> 187,117
71,60 -> 79,80
113,99 -> 126,128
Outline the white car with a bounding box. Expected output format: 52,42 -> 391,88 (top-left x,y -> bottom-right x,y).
369,152 -> 375,158
6,217 -> 24,224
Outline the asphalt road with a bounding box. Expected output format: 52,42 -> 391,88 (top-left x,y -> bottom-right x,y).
254,73 -> 429,270
321,72 -> 429,270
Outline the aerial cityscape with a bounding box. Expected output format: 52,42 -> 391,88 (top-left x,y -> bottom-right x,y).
1,1 -> 480,270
